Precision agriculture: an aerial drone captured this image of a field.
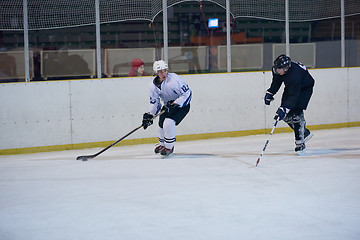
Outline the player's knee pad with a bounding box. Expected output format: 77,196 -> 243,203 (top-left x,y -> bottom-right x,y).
163,118 -> 176,128
292,112 -> 305,124
163,118 -> 176,137
283,114 -> 293,125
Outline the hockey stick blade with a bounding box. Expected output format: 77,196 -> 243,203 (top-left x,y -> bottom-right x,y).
76,155 -> 94,161
76,110 -> 165,161
75,125 -> 143,161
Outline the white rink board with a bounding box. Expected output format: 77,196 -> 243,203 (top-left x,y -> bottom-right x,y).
70,78 -> 151,144
348,68 -> 360,123
0,81 -> 71,148
0,67 -> 359,150
181,72 -> 267,134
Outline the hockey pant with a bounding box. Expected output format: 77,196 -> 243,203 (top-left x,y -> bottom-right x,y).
283,108 -> 309,144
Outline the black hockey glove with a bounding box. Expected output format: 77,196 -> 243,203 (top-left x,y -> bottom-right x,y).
161,101 -> 179,114
275,106 -> 289,121
142,113 -> 153,129
264,91 -> 274,105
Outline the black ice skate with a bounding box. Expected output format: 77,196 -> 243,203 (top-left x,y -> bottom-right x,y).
161,147 -> 174,157
304,131 -> 313,144
154,145 -> 165,154
295,142 -> 306,154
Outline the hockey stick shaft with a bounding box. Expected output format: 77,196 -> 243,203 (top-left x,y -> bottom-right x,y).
256,118 -> 279,167
76,110 -> 165,161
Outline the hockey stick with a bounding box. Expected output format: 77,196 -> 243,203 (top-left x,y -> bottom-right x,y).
76,110 -> 165,161
256,117 -> 279,167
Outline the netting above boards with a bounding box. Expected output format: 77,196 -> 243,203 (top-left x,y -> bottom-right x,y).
230,0 -> 360,21
1,0 -> 360,30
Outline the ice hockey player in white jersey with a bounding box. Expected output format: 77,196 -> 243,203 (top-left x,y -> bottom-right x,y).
142,60 -> 192,156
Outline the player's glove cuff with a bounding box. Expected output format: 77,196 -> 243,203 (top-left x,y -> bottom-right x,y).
142,113 -> 153,129
275,106 -> 289,121
264,91 -> 274,105
161,101 -> 179,113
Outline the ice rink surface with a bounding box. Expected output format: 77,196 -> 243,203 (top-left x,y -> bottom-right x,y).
1,127 -> 360,240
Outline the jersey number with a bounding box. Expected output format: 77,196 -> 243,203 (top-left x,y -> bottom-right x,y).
181,85 -> 189,92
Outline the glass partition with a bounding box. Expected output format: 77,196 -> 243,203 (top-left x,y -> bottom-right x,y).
41,49 -> 95,80
0,1 -> 359,82
0,50 -> 33,82
105,48 -> 155,77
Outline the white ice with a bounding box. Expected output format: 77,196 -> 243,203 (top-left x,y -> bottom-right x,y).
1,127 -> 360,240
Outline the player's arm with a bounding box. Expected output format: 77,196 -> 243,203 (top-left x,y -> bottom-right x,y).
142,84 -> 161,129
172,76 -> 192,107
148,84 -> 162,115
264,75 -> 282,105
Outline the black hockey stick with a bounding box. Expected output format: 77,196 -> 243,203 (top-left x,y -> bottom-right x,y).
76,110 -> 165,161
256,117 -> 279,167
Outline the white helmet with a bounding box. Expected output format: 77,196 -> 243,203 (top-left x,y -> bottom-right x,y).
153,60 -> 168,74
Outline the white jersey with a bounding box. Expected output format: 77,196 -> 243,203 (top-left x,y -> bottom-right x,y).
148,72 -> 192,115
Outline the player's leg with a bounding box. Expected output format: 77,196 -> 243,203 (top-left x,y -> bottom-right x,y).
284,109 -> 306,152
155,114 -> 166,154
285,110 -> 312,144
160,104 -> 191,156
162,118 -> 176,155
292,110 -> 306,152
283,111 -> 295,130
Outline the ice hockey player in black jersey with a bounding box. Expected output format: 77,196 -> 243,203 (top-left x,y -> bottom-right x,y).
142,60 -> 192,157
264,54 -> 315,153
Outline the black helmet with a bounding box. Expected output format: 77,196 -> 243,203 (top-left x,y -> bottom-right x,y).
273,54 -> 291,70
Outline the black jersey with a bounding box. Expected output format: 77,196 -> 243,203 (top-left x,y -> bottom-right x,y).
268,62 -> 315,110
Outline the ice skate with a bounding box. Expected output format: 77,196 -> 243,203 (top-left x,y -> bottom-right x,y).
304,130 -> 313,143
154,145 -> 165,154
295,141 -> 306,155
160,147 -> 174,157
